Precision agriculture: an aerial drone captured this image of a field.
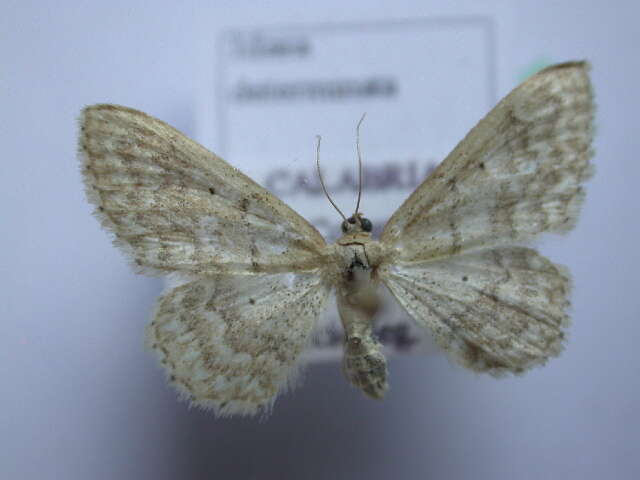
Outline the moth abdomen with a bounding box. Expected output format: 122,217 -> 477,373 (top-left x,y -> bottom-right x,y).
342,335 -> 388,399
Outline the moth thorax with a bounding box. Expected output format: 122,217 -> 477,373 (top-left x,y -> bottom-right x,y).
342,333 -> 388,399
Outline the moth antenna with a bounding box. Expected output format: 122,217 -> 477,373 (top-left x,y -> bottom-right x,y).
316,135 -> 347,221
354,113 -> 366,216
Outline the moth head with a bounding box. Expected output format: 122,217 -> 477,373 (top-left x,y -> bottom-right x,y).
341,213 -> 373,234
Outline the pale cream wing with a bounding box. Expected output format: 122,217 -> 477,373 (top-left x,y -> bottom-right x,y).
381,62 -> 594,261
381,247 -> 570,374
79,104 -> 326,275
146,271 -> 331,416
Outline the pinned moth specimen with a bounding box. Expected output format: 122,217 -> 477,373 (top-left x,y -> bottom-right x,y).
79,61 -> 594,416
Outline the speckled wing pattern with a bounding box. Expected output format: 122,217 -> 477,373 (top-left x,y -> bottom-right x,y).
382,248 -> 571,373
79,105 -> 330,415
146,272 -> 330,416
80,105 -> 326,276
380,62 -> 594,373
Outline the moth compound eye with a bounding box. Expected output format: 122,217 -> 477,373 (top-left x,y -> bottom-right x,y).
360,217 -> 372,232
341,220 -> 349,233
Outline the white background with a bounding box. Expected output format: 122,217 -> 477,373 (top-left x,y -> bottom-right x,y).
2,1 -> 639,479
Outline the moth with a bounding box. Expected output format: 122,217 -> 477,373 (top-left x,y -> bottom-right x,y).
79,61 -> 594,416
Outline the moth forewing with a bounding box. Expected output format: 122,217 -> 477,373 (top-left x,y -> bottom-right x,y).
79,104 -> 327,277
381,61 -> 593,256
